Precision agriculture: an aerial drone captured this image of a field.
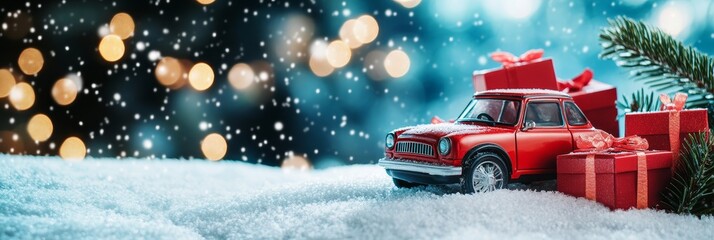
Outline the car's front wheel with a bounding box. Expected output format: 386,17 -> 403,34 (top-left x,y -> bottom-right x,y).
392,178 -> 425,189
461,152 -> 509,193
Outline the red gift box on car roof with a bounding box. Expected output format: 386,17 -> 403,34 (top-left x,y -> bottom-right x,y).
472,50 -> 559,92
557,150 -> 672,210
472,49 -> 619,136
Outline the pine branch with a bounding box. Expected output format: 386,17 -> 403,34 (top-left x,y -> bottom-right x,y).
660,131 -> 714,216
616,88 -> 658,113
599,17 -> 714,108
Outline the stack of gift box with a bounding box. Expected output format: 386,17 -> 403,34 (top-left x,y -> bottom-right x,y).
557,93 -> 708,210
473,49 -> 619,136
473,49 -> 710,210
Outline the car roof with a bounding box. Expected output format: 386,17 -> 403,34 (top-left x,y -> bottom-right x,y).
473,88 -> 572,99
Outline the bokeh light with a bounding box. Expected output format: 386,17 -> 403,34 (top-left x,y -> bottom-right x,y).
326,40 -> 351,68
51,78 -> 79,106
196,0 -> 215,5
353,15 -> 379,44
188,62 -> 214,91
17,48 -> 44,75
99,34 -> 125,62
339,19 -> 363,49
9,82 -> 35,111
395,0 -> 422,8
0,69 -> 15,97
155,57 -> 184,88
309,40 -> 334,77
59,137 -> 86,160
483,0 -> 542,20
27,114 -> 53,142
201,133 -> 227,161
109,13 -> 135,40
364,50 -> 389,81
281,155 -> 312,171
656,2 -> 693,38
228,63 -> 255,90
384,49 -> 411,78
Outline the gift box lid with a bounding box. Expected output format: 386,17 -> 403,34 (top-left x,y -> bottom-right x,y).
556,150 -> 672,174
563,80 -> 616,110
624,109 -> 709,135
472,58 -> 559,91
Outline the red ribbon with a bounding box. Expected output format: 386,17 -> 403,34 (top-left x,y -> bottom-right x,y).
490,49 -> 544,67
558,68 -> 593,92
660,92 -> 687,111
660,93 -> 687,168
576,130 -> 651,208
431,116 -> 454,124
575,129 -> 649,152
636,152 -> 648,209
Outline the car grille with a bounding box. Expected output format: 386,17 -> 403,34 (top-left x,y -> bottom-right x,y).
395,141 -> 434,156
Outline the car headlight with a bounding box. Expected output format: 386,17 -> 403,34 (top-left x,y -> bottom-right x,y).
438,138 -> 451,155
385,133 -> 395,149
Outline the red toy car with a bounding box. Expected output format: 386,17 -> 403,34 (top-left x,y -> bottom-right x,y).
378,89 -> 600,193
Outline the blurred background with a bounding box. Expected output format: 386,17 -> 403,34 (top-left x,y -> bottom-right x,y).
1,0 -> 713,168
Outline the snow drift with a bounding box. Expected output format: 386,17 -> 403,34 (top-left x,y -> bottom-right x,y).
1,155 -> 713,239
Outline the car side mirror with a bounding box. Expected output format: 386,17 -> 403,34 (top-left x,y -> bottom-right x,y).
522,121 -> 536,132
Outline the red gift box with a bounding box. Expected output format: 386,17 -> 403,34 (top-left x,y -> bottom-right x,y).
565,80 -> 618,136
472,58 -> 558,92
624,109 -> 709,164
557,151 -> 672,209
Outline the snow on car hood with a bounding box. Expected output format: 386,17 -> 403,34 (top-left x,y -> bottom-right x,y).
400,123 -> 510,139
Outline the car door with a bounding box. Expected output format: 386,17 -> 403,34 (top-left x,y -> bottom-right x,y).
515,99 -> 574,171
563,101 -> 599,144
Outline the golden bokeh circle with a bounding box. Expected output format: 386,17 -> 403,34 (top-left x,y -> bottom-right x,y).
188,62 -> 215,91
109,12 -> 135,40
9,82 -> 35,111
326,40 -> 351,68
396,0 -> 422,8
99,34 -> 125,62
281,155 -> 312,171
201,133 -> 227,161
196,0 -> 215,5
0,69 -> 15,98
353,15 -> 379,44
155,57 -> 183,87
60,137 -> 86,160
228,63 -> 255,90
52,78 -> 79,106
27,114 -> 53,142
339,19 -> 363,49
18,48 -> 44,75
309,56 -> 334,77
384,49 -> 411,78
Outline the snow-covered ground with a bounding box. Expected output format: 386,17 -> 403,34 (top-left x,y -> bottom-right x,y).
1,156 -> 713,240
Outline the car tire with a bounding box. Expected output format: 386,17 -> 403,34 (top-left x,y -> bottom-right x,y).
392,178 -> 425,189
461,152 -> 509,194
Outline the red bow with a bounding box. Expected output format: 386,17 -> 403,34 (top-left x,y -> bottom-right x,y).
558,68 -> 593,92
490,49 -> 544,67
659,92 -> 687,111
431,116 -> 454,124
575,129 -> 649,152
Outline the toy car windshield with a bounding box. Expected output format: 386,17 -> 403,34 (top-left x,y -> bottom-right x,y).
456,98 -> 521,125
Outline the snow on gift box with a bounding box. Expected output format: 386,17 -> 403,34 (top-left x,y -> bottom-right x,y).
557,130 -> 672,210
472,49 -> 619,136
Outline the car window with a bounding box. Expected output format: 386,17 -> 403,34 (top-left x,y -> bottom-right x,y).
457,99 -> 521,125
524,102 -> 563,127
564,102 -> 588,126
